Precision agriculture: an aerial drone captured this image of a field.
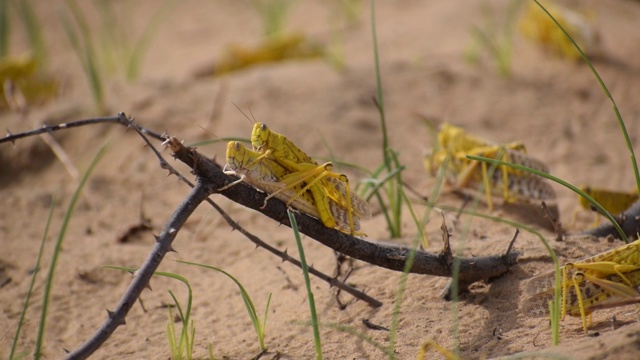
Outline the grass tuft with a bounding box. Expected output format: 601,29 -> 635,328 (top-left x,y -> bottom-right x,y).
34,141 -> 109,359
104,266 -> 197,360
59,0 -> 104,113
177,260 -> 272,352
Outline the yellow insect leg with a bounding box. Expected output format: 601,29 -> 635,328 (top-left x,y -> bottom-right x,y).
570,273 -> 590,333
277,162 -> 363,235
455,156 -> 495,210
562,265 -> 569,320
567,261 -> 640,287
287,164 -> 360,235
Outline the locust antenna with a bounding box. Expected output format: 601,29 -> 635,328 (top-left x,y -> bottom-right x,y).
232,101 -> 254,124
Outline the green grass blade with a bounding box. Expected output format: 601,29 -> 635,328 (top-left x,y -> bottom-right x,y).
287,209 -> 322,359
167,290 -> 186,359
166,307 -> 179,359
60,0 -> 104,113
387,225 -> 420,358
415,154 -> 447,249
0,0 -> 8,57
369,0 -> 388,158
64,0 -> 91,45
261,292 -> 272,344
34,141 -> 109,359
388,150 -> 403,236
94,0 -> 119,74
368,0 -> 405,239
167,289 -> 194,360
10,193 -> 57,359
361,164 -> 404,202
359,160 -> 406,238
58,10 -> 81,55
126,1 -> 174,81
168,290 -> 187,329
17,0 -> 47,63
250,0 -> 294,39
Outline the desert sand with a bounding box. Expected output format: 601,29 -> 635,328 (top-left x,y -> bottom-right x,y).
2,1 -> 640,359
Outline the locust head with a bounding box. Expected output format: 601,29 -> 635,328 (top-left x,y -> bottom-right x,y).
224,141 -> 247,173
251,122 -> 271,151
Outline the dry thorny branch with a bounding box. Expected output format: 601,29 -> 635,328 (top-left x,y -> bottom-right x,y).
582,200 -> 640,240
2,113 -> 543,359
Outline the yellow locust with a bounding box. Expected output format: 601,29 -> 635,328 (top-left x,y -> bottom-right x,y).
425,123 -> 555,210
522,239 -> 640,332
223,141 -> 361,233
573,186 -> 639,227
251,122 -> 370,235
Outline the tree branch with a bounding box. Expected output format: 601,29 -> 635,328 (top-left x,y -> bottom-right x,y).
167,138 -> 519,287
581,200 -> 640,241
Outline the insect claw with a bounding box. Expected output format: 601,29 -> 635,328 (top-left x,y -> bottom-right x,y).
261,198 -> 269,209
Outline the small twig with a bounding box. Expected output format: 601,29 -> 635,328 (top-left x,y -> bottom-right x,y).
455,195 -> 472,225
440,213 -> 518,301
0,113 -> 166,146
116,195 -> 153,243
208,81 -> 228,126
4,80 -> 80,178
541,201 -> 565,242
334,264 -> 355,310
362,319 -> 389,331
440,211 -> 454,270
504,229 -> 519,260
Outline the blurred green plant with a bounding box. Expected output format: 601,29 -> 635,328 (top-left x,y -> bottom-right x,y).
465,0 -> 522,77
0,0 -> 47,61
93,0 -> 174,81
249,0 -> 296,40
59,0 -> 172,112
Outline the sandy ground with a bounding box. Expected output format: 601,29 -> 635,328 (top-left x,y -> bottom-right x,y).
2,0 -> 640,359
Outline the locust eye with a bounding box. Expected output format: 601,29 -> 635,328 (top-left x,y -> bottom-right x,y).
261,123 -> 267,131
